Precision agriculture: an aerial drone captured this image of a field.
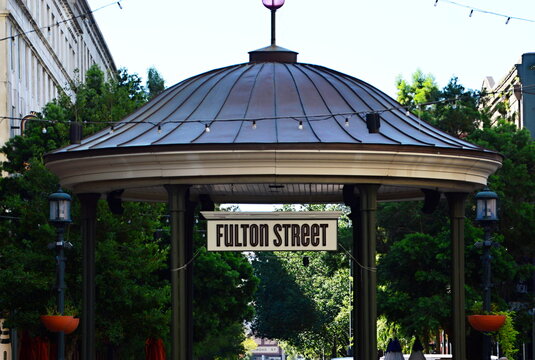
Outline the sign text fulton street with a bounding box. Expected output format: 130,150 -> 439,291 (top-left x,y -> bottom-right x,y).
201,211 -> 341,251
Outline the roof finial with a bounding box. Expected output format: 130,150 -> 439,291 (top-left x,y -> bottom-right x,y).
262,0 -> 285,46
249,0 -> 297,63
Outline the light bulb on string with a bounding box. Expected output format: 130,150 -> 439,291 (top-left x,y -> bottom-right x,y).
434,0 -> 438,6
252,120 -> 257,129
345,117 -> 350,127
109,125 -> 114,134
157,124 -> 162,134
42,127 -> 47,134
506,17 -> 511,24
469,9 -> 474,17
298,120 -> 303,130
205,124 -> 211,133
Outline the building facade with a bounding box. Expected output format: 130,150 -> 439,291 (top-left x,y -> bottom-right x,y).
481,52 -> 535,138
0,319 -> 10,360
483,53 -> 535,360
0,0 -> 115,148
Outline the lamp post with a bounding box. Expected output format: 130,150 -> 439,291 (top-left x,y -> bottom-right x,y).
49,188 -> 72,360
474,186 -> 499,360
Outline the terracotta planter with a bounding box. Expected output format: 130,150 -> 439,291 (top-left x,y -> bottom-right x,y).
468,314 -> 506,332
63,317 -> 79,334
40,315 -> 75,333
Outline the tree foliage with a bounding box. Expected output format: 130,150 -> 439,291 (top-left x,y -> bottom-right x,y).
252,204 -> 353,358
147,67 -> 166,99
0,65 -> 257,359
193,233 -> 258,359
384,71 -> 534,353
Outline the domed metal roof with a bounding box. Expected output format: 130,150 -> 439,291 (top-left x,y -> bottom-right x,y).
53,61 -> 483,152
45,53 -> 501,203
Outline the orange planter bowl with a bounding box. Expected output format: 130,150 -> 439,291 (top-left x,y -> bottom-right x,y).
40,315 -> 75,332
468,315 -> 506,332
64,317 -> 79,334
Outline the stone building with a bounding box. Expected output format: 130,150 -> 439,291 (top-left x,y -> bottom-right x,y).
0,0 -> 115,149
0,319 -> 10,360
482,53 -> 535,360
481,52 -> 535,138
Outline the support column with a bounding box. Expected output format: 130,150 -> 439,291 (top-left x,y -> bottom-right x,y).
348,201 -> 361,360
185,198 -> 196,360
166,185 -> 193,360
446,192 -> 468,360
347,184 -> 379,360
79,193 -> 100,360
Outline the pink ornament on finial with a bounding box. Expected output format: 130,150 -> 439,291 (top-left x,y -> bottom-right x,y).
262,0 -> 285,10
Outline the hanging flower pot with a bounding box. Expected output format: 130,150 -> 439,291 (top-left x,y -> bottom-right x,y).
63,317 -> 79,334
467,315 -> 506,332
40,315 -> 75,333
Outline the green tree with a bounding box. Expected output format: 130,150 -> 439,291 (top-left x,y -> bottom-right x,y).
467,120 -> 535,258
252,204 -> 353,359
251,252 -> 318,343
193,238 -> 258,359
0,65 -> 169,357
0,65 -> 258,359
380,72 -> 533,352
147,67 -> 166,99
396,70 -> 439,106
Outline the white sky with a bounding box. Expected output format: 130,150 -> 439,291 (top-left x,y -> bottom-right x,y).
87,0 -> 535,98
87,0 -> 535,210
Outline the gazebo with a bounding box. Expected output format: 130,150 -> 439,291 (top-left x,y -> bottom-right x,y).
44,3 -> 502,360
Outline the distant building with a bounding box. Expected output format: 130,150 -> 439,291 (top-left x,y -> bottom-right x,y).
481,53 -> 535,138
483,57 -> 535,359
0,319 -> 11,360
251,337 -> 285,360
0,0 -> 116,149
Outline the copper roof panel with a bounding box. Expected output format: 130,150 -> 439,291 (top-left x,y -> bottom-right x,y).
51,61 -> 493,153
244,64 -> 277,120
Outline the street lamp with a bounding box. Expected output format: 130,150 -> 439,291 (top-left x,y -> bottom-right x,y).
474,186 -> 499,360
49,187 -> 72,360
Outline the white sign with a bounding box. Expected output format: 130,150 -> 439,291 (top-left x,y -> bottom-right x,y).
202,212 -> 341,251
252,346 -> 280,354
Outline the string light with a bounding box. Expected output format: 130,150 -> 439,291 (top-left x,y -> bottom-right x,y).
117,1 -> 123,9
435,0 -> 535,24
0,0 -> 128,42
42,127 -> 47,134
1,86 -> 525,135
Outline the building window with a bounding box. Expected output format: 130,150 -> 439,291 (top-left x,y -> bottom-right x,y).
36,63 -> 41,104
26,46 -> 30,88
10,106 -> 17,138
17,38 -> 22,79
41,0 -> 45,26
9,26 -> 14,71
46,6 -> 51,39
